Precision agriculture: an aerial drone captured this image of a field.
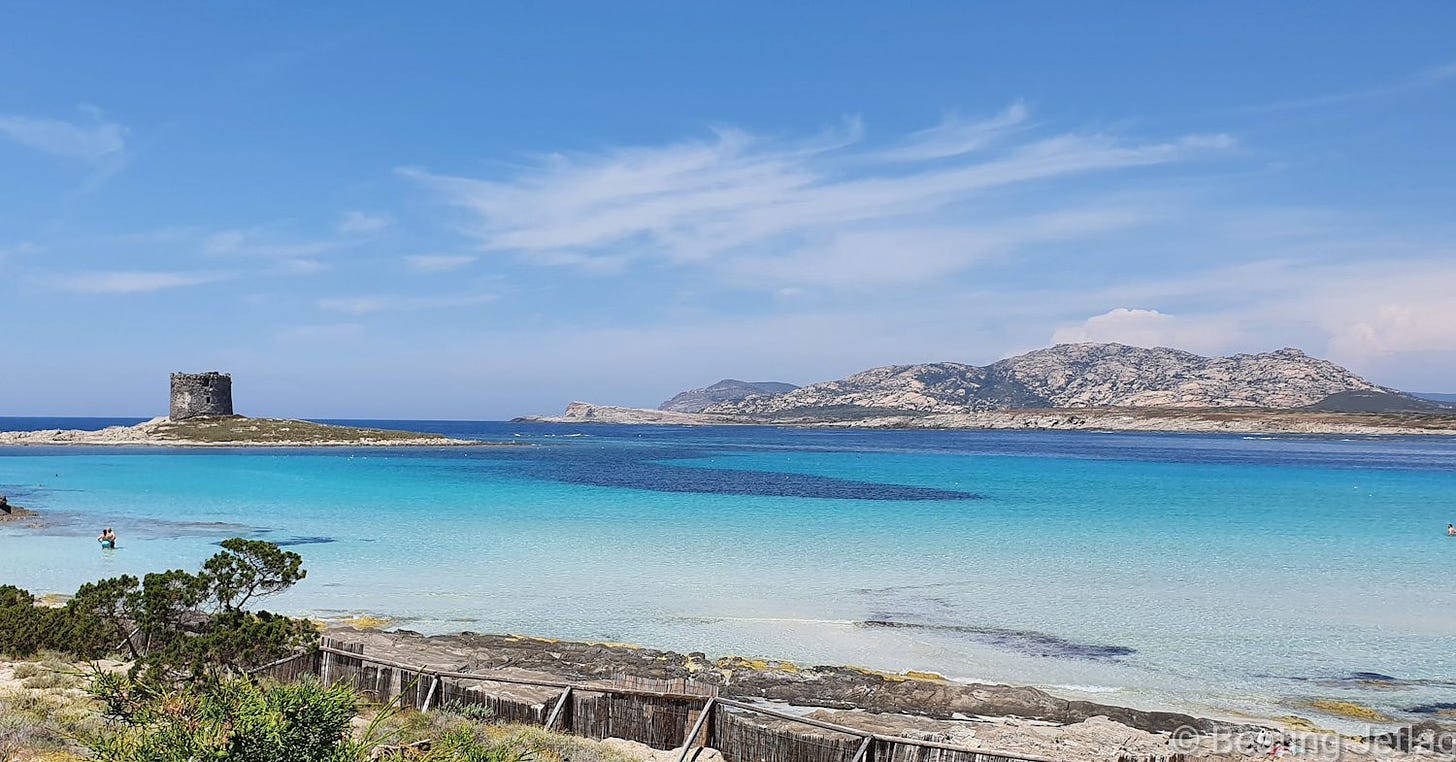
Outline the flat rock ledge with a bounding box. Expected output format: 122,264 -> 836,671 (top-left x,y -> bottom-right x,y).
0,504 -> 40,524
0,416 -> 494,447
326,630 -> 1456,761
328,629 -> 1225,735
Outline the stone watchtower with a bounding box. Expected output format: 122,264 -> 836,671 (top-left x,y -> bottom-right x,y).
169,372 -> 234,419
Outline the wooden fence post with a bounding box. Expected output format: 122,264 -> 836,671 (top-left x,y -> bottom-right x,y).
421,675 -> 441,712
851,735 -> 874,762
702,698 -> 716,751
676,697 -> 717,762
545,686 -> 573,730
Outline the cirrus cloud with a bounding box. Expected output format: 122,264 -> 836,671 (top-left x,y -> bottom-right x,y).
405,254 -> 478,273
51,270 -> 234,294
0,107 -> 127,160
403,105 -> 1234,288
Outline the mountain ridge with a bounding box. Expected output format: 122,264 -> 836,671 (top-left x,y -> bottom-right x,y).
701,343 -> 1442,417
659,379 -> 799,413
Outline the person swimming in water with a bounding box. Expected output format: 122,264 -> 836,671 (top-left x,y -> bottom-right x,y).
1448,523 -> 1455,537
98,528 -> 117,549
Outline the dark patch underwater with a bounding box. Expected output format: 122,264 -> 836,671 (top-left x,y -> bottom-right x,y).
859,619 -> 1135,660
217,534 -> 337,547
506,448 -> 978,501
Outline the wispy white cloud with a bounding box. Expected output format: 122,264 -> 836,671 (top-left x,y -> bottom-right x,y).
51,270 -> 233,294
0,107 -> 127,160
405,254 -> 478,273
317,292 -> 496,315
202,229 -> 338,259
880,101 -> 1030,162
721,205 -> 1153,287
275,258 -> 329,275
337,211 -> 392,235
0,242 -> 41,261
1051,307 -> 1242,355
405,105 -> 1232,287
1047,246 -> 1456,385
1234,60 -> 1456,114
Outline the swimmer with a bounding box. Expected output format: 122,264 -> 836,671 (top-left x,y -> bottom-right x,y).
98,528 -> 117,549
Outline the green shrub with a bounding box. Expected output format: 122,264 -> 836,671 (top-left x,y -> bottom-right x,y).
86,674 -> 357,762
440,700 -> 498,722
425,725 -> 538,762
0,583 -> 119,659
0,539 -> 318,680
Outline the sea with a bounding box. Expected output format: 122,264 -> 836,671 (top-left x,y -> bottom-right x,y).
2,417 -> 1454,727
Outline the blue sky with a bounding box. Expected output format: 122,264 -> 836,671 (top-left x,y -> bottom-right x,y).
3,4 -> 1454,418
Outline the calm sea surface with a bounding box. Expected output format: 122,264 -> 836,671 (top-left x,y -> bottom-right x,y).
3,418 -> 1454,724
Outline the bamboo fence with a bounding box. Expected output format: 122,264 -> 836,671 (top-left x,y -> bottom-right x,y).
247,639 -> 1093,762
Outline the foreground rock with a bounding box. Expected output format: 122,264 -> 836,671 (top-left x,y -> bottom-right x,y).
0,503 -> 40,524
0,416 -> 489,447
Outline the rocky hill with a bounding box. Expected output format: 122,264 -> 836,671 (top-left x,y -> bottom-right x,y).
660,379 -> 799,413
704,343 -> 1439,417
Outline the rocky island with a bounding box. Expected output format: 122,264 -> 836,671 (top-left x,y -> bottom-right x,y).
525,343 -> 1456,435
0,415 -> 480,447
0,371 -> 484,447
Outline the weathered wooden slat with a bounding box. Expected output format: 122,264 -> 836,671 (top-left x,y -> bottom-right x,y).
316,645 -> 711,700
545,686 -> 573,729
294,644 -> 1058,762
676,697 -> 717,762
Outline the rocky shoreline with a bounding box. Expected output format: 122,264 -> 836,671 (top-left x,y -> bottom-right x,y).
331,628 -> 1221,732
523,402 -> 1456,436
0,503 -> 40,524
0,416 -> 497,447
326,628 -> 1455,762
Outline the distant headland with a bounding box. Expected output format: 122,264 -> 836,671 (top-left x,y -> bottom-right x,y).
0,371 -> 485,447
522,343 -> 1456,435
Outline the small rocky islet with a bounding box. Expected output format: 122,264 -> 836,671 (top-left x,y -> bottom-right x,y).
0,371 -> 495,447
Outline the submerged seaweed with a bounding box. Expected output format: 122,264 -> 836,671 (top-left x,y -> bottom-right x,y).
859,619 -> 1135,660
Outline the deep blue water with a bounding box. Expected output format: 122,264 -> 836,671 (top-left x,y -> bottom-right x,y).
3,417 -> 1455,726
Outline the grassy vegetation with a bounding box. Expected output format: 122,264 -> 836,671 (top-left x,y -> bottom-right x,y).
0,541 -> 645,761
0,653 -> 107,762
0,660 -> 644,762
149,416 -> 460,444
364,708 -> 642,762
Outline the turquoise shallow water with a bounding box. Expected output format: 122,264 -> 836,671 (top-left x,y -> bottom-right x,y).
2,420 -> 1455,725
